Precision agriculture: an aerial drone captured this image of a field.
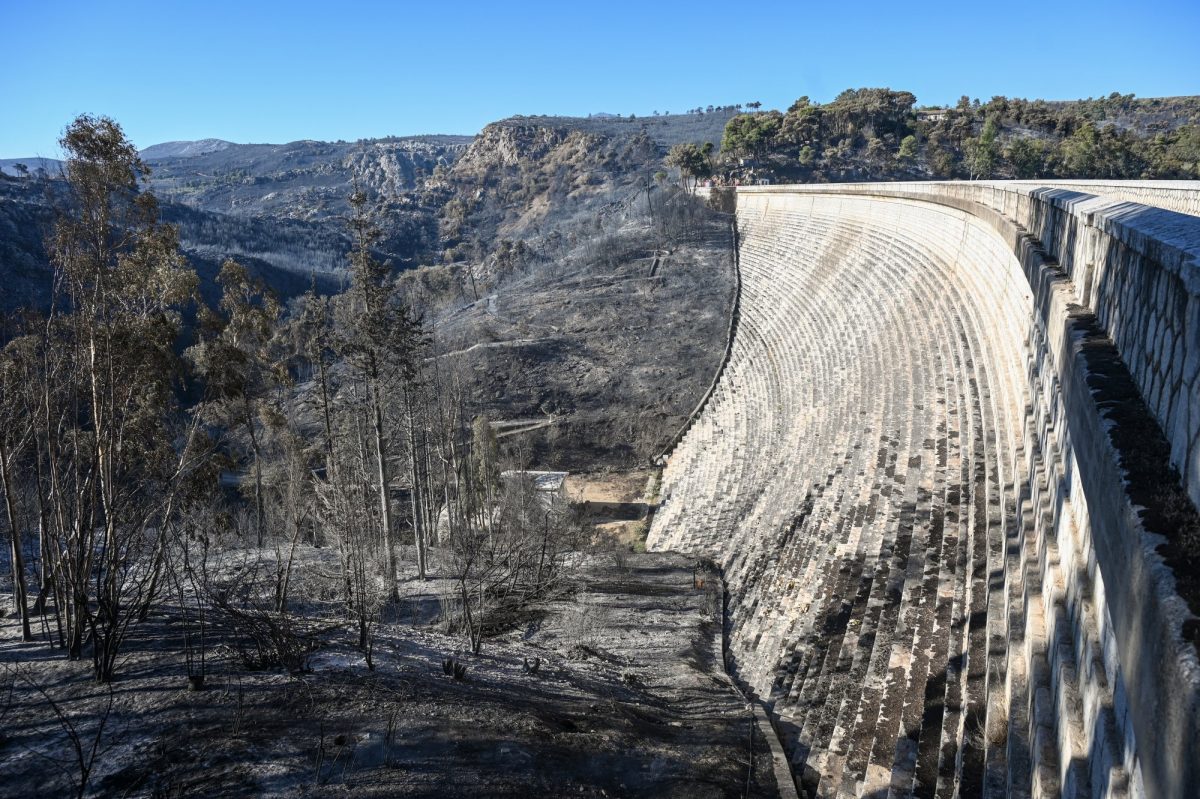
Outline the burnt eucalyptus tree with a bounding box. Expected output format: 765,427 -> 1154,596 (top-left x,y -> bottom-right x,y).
337,188 -> 427,600
0,333 -> 36,641
39,115 -> 198,681
187,259 -> 284,548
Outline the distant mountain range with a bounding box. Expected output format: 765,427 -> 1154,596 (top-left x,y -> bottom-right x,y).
5,135 -> 472,210
0,111 -> 735,312
0,157 -> 64,177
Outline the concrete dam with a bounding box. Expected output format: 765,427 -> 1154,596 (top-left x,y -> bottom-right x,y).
648,181 -> 1200,798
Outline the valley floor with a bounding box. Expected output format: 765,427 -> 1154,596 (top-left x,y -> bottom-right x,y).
0,550 -> 778,798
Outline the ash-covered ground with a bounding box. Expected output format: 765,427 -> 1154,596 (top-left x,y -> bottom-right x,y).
0,551 -> 778,798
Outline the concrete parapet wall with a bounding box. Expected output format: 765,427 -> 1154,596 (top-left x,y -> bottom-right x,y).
655,182 -> 1200,797
1004,179 -> 1200,218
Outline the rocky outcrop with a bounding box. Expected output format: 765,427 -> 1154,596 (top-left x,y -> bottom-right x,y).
440,120 -> 660,249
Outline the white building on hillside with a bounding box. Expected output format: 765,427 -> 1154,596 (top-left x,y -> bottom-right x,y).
500,470 -> 568,503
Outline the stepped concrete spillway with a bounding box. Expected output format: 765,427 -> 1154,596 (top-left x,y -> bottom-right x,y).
648,181 -> 1200,799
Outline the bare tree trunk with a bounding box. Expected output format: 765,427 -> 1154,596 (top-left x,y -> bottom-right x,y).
370,373 -> 400,603
275,521 -> 303,614
244,398 -> 266,548
31,344 -> 57,618
0,439 -> 32,640
408,447 -> 425,579
406,396 -> 427,580
421,417 -> 437,564
88,325 -> 122,681
458,577 -> 481,654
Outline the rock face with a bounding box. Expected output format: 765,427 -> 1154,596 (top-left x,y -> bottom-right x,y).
650,182 -> 1200,798
437,119 -> 661,254
144,136 -> 471,221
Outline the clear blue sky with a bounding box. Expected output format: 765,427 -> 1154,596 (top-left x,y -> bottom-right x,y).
3,0 -> 1198,158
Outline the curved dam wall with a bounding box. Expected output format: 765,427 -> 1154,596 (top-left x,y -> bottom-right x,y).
648,182 -> 1200,798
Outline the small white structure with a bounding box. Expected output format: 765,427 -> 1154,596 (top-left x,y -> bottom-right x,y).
436,471 -> 570,543
916,108 -> 949,122
500,470 -> 568,503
